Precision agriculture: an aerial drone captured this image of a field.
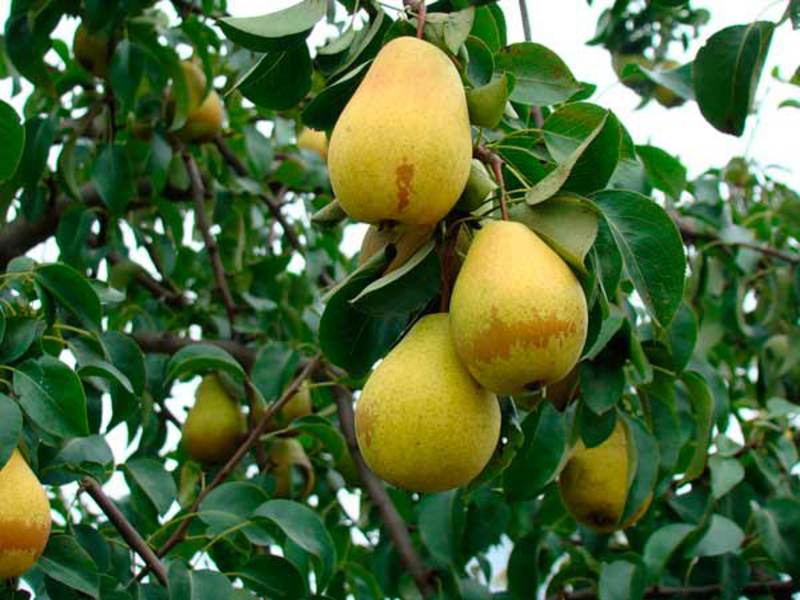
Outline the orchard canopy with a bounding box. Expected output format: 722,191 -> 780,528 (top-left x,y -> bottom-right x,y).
0,0 -> 799,599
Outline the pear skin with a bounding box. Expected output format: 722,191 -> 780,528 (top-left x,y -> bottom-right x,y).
355,313 -> 500,493
175,61 -> 224,144
328,37 -> 472,225
183,375 -> 245,464
268,380 -> 313,431
73,24 -> 115,77
358,223 -> 435,274
268,438 -> 315,498
449,220 -> 588,394
297,128 -> 328,159
0,450 -> 51,578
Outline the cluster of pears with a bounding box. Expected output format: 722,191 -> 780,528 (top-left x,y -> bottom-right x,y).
0,450 -> 52,578
181,375 -> 316,497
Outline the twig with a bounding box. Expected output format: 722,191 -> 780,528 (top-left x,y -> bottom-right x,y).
518,0 -> 532,43
80,477 -> 168,586
333,385 -> 435,598
548,578 -> 797,600
132,331 -> 256,370
402,0 -> 427,39
106,250 -> 187,308
473,146 -> 509,220
183,151 -> 238,330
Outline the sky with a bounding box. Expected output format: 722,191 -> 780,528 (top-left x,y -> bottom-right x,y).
1,0 -> 798,593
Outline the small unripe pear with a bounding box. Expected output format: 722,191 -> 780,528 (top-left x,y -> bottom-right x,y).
456,160 -> 498,212
466,74 -> 511,128
268,438 -> 315,498
268,381 -> 313,431
73,24 -> 116,77
0,450 -> 51,578
182,375 -> 246,464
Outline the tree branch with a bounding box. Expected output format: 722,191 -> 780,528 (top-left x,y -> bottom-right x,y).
131,331 -> 256,370
518,0 -> 532,43
183,151 -> 238,330
549,578 -> 797,600
333,385 -> 435,598
80,477 -> 168,586
106,250 -> 187,308
473,146 -> 509,220
0,196 -> 72,271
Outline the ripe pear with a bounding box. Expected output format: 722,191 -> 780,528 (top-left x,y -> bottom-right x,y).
358,223 -> 435,274
297,128 -> 328,159
355,313 -> 500,492
268,438 -> 315,498
449,221 -> 588,394
328,37 -> 472,225
73,24 -> 115,77
0,450 -> 51,578
182,375 -> 246,464
175,61 -> 224,144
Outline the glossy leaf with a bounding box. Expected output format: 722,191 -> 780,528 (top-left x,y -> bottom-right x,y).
166,343 -> 245,382
0,100 -> 24,181
218,0 -> 326,51
495,42 -> 580,106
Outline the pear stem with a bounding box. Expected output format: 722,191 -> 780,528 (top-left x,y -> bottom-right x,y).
403,0 -> 427,39
473,146 -> 509,221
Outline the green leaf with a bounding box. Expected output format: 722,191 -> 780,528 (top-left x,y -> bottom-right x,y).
92,144 -> 136,214
419,490 -> 461,567
471,6 -> 503,52
255,499 -> 336,587
166,343 -> 245,382
39,535 -> 100,598
78,360 -> 135,396
754,498 -> 800,577
44,435 -> 114,483
108,40 -> 144,110
17,116 -> 54,191
218,0 -> 326,52
504,402 -> 568,499
580,351 -> 624,415
709,455 -> 745,499
686,515 -> 744,557
251,343 -> 299,402
465,35 -> 494,86
693,22 -> 775,136
599,560 -> 645,600
643,523 -> 696,584
636,145 -> 687,199
666,302 -> 697,373
236,555 -> 307,599
4,11 -> 53,90
681,370 -> 714,481
0,393 -> 22,468
34,263 -> 103,331
591,190 -> 685,326
124,458 -> 177,515
167,561 -> 235,600
199,482 -> 269,541
286,415 -> 346,461
302,61 -> 370,130
350,241 -> 441,317
507,533 -> 539,599
0,100 -> 24,182
0,316 -> 44,363
495,42 -> 580,106
234,44 -> 312,111
421,8 -> 475,55
102,332 -> 147,396
14,356 -> 89,438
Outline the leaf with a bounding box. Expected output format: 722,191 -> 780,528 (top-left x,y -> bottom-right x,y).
580,351 -> 624,415
693,22 -> 775,136
599,560 -> 645,600
16,116 -> 54,191
102,332 -> 147,396
686,515 -> 744,557
108,40 -> 144,110
350,241 -> 441,317
636,145 -> 687,199
419,491 -> 461,567
14,356 -> 89,438
639,62 -> 695,101
465,35 -> 494,86
218,0 -> 326,52
4,11 -> 53,90
92,144 -> 136,214
495,42 -> 580,106
754,498 -> 800,577
78,360 -> 135,396
591,190 -> 685,326
167,561 -> 235,600
504,402 -> 568,499
507,533 -> 539,599
234,45 -> 312,111
681,370 -> 714,481
666,302 -> 697,373
0,393 -> 22,468
0,100 -> 24,181
124,458 -> 177,515
44,435 -> 114,483
251,343 -> 299,402
620,415 -> 659,525
199,482 -> 269,541
421,8 -> 475,55
643,523 -> 695,584
254,499 -> 336,587
0,317 -> 44,364
39,535 -> 100,598
302,61 -> 370,130
509,193 -> 598,274
34,262 -> 102,331
236,555 -> 307,599
166,343 -> 245,382
286,415 -> 346,461
709,455 -> 745,500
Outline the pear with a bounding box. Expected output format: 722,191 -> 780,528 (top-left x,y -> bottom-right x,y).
182,375 -> 245,464
456,160 -> 497,213
328,36 -> 472,225
297,128 -> 328,159
268,380 -> 313,431
0,450 -> 51,578
73,24 -> 116,77
358,223 -> 435,274
449,220 -> 588,394
355,313 -> 500,492
268,438 -> 315,498
559,422 -> 651,532
174,61 -> 224,144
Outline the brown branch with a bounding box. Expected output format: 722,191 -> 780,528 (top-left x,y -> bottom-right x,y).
518,0 -> 532,43
549,578 -> 797,600
135,356 -> 321,577
183,151 -> 238,330
106,250 -> 187,308
473,146 -> 508,220
0,195 -> 72,271
80,477 -> 168,586
334,385 -> 435,598
131,331 -> 257,370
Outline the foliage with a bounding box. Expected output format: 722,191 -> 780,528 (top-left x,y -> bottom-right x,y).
0,0 -> 798,599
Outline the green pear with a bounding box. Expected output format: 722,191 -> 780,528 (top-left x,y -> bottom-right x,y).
73,24 -> 116,77
268,380 -> 314,431
0,450 -> 51,578
182,375 -> 246,464
328,36 -> 472,225
268,438 -> 315,498
466,74 -> 511,128
450,220 -> 588,394
172,61 -> 225,144
456,160 -> 498,212
355,313 -> 500,493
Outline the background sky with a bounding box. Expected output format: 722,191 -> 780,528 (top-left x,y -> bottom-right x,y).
1,0 -> 798,593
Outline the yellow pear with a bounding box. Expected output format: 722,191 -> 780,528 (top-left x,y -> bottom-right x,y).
0,450 -> 51,578
73,24 -> 115,77
268,438 -> 315,498
559,422 -> 651,532
182,375 -> 245,464
175,61 -> 224,144
449,220 -> 588,394
297,128 -> 328,159
268,380 -> 313,431
358,223 -> 435,274
355,313 -> 500,492
328,37 -> 472,225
